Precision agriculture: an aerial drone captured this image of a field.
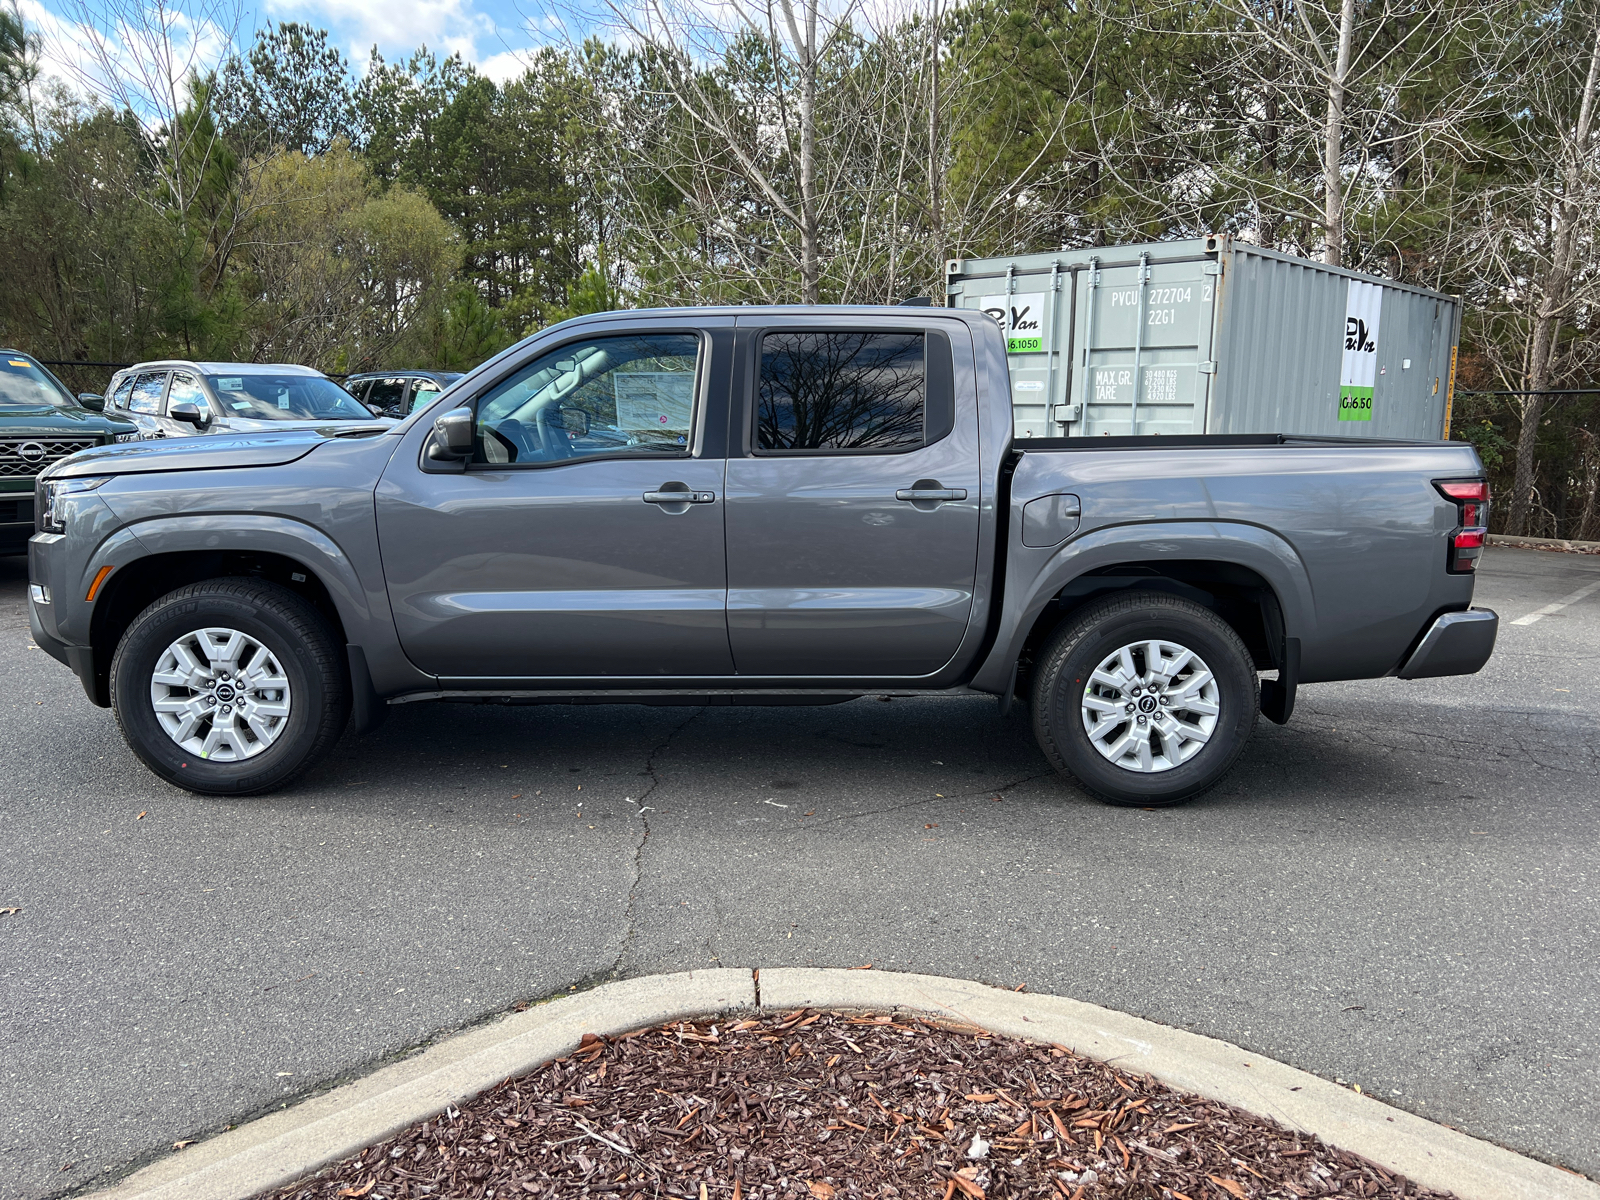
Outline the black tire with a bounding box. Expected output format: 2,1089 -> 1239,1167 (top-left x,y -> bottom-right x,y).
110,578 -> 350,796
1030,591 -> 1258,807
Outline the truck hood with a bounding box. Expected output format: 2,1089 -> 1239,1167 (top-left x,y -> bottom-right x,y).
0,405 -> 137,437
40,426 -> 392,480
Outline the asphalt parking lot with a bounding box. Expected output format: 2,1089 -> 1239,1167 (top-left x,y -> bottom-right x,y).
2,545 -> 1597,1198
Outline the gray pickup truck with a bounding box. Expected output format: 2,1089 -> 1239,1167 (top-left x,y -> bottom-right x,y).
27,307 -> 1497,805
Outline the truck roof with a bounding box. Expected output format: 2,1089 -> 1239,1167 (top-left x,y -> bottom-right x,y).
549,305 -> 996,326
116,361 -> 327,376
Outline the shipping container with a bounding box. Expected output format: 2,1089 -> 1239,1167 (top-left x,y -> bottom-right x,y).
945,235 -> 1461,441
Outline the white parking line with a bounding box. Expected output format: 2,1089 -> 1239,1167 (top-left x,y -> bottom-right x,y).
1510,577 -> 1600,625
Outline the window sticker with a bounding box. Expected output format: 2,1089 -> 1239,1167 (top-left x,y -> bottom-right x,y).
8,360 -> 31,367
217,377 -> 243,391
614,371 -> 693,435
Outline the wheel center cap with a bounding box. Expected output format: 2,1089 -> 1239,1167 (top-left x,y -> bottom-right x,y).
1138,695 -> 1159,713
214,684 -> 237,703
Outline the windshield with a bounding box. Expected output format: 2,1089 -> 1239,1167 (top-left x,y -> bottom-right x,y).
0,355 -> 75,408
205,373 -> 374,421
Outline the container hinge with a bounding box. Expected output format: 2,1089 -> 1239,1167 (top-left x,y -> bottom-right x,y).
1203,262 -> 1222,276
1198,361 -> 1217,375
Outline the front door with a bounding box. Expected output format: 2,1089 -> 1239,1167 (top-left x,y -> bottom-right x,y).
121,370 -> 171,439
377,324 -> 734,681
724,322 -> 982,678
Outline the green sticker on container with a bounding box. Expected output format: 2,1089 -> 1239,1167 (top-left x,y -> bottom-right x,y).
1007,337 -> 1043,353
1338,386 -> 1374,421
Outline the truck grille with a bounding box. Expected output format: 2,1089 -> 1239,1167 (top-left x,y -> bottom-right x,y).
0,437 -> 98,477
0,496 -> 34,523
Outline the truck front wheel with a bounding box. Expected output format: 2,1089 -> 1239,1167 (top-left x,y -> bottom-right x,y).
1030,591 -> 1258,807
110,579 -> 350,796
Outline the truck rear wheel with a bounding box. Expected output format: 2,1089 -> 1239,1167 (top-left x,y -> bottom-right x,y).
110,579 -> 350,796
1030,591 -> 1258,807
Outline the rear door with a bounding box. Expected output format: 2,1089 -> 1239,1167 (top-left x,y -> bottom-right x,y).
723,318 -> 982,678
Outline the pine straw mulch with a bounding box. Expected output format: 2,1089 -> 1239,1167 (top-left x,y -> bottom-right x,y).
260,1008 -> 1454,1200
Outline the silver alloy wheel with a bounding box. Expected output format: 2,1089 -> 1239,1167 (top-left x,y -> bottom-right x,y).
148,626 -> 292,761
1080,638 -> 1221,773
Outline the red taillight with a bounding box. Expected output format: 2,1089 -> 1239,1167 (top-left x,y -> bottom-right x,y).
1436,480 -> 1489,502
1435,478 -> 1489,573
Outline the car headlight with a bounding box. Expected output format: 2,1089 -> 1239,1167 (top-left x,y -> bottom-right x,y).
113,431 -> 142,443
36,476 -> 110,534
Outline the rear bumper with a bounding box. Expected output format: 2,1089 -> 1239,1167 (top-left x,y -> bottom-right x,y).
1395,608 -> 1498,679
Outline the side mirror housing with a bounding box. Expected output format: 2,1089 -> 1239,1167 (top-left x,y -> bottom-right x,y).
77,392 -> 105,412
427,407 -> 475,461
367,403 -> 386,417
169,400 -> 207,427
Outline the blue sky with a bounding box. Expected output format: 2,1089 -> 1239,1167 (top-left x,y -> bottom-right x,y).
25,0 -> 609,88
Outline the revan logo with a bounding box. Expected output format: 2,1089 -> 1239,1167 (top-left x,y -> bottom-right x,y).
982,303 -> 1041,332
1345,316 -> 1376,353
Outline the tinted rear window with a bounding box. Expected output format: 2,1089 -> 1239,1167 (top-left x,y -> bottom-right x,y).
757,332 -> 925,453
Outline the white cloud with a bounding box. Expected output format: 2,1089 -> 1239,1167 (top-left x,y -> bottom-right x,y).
261,0 -> 494,63
476,46 -> 529,79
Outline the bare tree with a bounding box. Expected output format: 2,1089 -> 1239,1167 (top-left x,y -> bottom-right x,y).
1504,20 -> 1600,534
1114,0 -> 1495,269
596,0 -> 856,303
45,0 -> 271,353
49,0 -> 241,218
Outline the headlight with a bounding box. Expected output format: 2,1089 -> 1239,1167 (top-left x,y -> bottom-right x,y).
36,476 -> 110,534
113,432 -> 141,443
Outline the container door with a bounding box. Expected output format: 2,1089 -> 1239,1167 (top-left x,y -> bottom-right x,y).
968,286 -> 1066,440
1073,260 -> 1216,436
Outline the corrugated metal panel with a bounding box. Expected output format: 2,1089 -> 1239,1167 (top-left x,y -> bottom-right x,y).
1208,247 -> 1344,434
946,237 -> 1460,441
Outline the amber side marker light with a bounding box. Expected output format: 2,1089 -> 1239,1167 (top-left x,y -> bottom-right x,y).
85,565 -> 114,602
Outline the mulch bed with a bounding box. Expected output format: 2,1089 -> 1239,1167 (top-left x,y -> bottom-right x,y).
260,1009 -> 1453,1200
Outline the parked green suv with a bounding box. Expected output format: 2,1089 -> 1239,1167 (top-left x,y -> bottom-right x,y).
1,350 -> 138,555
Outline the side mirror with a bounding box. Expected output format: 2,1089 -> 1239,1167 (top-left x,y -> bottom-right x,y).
367,403 -> 386,417
558,405 -> 590,438
77,392 -> 105,412
169,400 -> 207,427
428,407 -> 475,460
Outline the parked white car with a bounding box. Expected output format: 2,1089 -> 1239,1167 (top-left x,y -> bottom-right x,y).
103,361 -> 392,440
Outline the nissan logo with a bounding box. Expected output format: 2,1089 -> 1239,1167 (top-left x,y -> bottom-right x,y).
17,442 -> 46,464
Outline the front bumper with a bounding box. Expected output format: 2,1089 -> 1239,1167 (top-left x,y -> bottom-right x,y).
28,530 -> 106,704
1396,608 -> 1499,679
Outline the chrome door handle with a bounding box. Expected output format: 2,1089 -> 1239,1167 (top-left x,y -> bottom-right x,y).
643,489 -> 715,504
895,488 -> 966,502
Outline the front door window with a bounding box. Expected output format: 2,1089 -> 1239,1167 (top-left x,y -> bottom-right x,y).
474,333 -> 700,465
128,372 -> 168,415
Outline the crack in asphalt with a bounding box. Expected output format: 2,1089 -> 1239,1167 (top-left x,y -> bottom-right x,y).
791,770 -> 1058,833
611,709 -> 704,980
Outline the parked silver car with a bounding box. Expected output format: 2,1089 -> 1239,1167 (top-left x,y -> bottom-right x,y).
103,361 -> 392,439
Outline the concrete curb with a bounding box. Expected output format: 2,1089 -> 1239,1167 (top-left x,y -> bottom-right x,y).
83,970 -> 755,1200
1489,533 -> 1600,552
84,968 -> 1593,1200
